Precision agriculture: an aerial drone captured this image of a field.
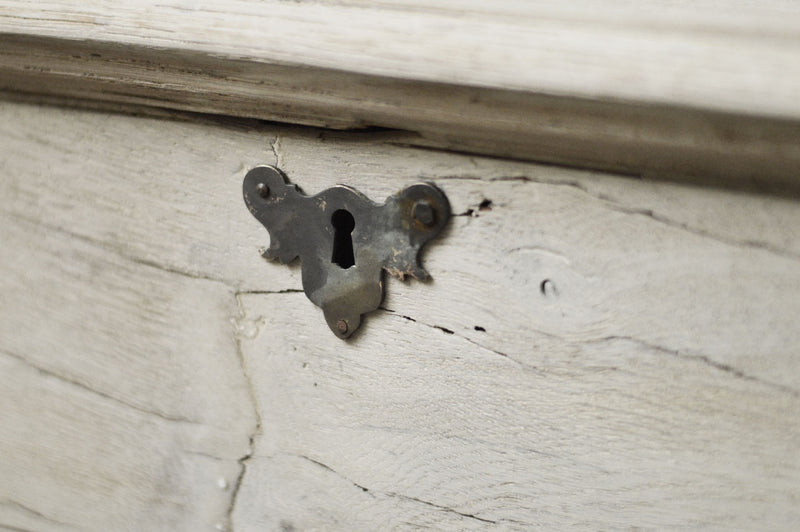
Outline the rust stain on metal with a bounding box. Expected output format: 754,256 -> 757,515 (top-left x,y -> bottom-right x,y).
243,165 -> 450,339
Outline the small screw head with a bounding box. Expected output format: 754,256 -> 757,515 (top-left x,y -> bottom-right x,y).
412,200 -> 436,226
256,182 -> 270,198
336,320 -> 348,334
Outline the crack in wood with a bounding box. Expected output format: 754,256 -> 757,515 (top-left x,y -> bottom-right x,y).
296,455 -> 497,524
590,335 -> 800,397
0,523 -> 36,532
379,307 -> 542,371
224,433 -> 256,532
270,134 -> 283,169
2,209 -> 234,287
225,293 -> 266,532
385,492 -> 498,525
0,348 -> 202,425
454,173 -> 800,262
297,455 -> 373,495
236,289 -> 304,295
0,498 -> 76,529
183,450 -> 226,462
439,171 -> 800,260
378,307 -> 798,395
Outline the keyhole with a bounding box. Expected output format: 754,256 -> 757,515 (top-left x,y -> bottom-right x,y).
331,209 -> 355,269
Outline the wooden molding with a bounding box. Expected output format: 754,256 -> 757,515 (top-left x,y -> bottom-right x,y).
2,1 -> 800,188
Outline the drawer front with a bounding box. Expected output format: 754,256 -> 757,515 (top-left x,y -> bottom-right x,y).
1,101 -> 799,530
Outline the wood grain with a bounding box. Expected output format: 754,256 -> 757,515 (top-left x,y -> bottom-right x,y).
1,100 -> 799,529
1,1 -> 800,186
0,116 -> 259,529
235,292 -> 800,530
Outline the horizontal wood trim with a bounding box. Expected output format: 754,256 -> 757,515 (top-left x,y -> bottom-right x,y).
2,1 -> 800,188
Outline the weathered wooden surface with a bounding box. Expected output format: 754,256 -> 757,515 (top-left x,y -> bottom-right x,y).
0,211 -> 259,530
1,100 -> 799,530
4,0 -> 800,116
2,1 -> 800,186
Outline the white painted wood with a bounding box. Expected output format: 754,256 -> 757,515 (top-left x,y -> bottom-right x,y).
235,292 -> 800,530
1,1 -> 800,185
2,0 -> 800,118
0,157 -> 259,527
1,101 -> 799,529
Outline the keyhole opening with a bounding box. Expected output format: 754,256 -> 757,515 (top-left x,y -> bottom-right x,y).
331,209 -> 355,269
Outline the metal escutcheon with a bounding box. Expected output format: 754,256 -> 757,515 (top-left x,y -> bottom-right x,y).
243,165 -> 450,339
